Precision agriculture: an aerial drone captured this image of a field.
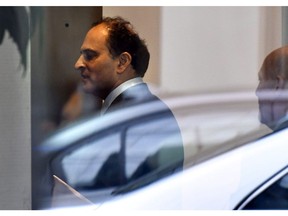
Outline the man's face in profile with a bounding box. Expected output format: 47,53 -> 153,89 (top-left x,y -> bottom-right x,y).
74,24 -> 120,100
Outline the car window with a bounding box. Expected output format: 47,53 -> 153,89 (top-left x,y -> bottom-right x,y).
169,99 -> 271,164
50,111 -> 184,195
125,116 -> 183,179
242,172 -> 288,209
61,132 -> 122,187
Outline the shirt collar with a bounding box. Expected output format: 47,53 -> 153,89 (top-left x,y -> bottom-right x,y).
101,77 -> 144,115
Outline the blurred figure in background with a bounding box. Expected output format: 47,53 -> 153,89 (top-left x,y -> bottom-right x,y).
256,45 -> 288,131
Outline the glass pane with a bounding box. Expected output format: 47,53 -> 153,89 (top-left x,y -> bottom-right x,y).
60,133 -> 121,188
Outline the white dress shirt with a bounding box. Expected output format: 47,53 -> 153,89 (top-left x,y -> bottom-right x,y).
100,77 -> 144,115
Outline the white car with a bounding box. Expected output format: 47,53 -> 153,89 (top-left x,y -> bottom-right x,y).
97,123 -> 286,210
37,91 -> 287,210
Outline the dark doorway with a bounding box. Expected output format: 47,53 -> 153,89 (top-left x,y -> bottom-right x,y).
31,7 -> 102,209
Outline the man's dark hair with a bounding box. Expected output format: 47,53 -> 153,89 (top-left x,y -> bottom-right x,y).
93,16 -> 150,77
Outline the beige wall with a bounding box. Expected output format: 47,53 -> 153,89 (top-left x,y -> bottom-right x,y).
161,6 -> 282,94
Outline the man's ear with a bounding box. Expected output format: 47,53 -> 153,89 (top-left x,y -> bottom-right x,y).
117,52 -> 132,73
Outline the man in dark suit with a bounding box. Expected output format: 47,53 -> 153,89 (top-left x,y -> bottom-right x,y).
73,16 -> 184,188
34,16 -> 183,209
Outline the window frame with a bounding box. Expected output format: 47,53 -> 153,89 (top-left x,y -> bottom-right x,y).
236,166 -> 288,210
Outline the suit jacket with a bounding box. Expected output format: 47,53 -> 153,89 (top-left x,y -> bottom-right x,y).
104,83 -> 165,114
91,83 -> 184,188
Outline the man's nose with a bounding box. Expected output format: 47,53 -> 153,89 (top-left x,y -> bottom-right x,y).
74,56 -> 85,72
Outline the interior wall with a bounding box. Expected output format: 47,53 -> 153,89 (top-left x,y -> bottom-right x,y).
160,7 -> 282,94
